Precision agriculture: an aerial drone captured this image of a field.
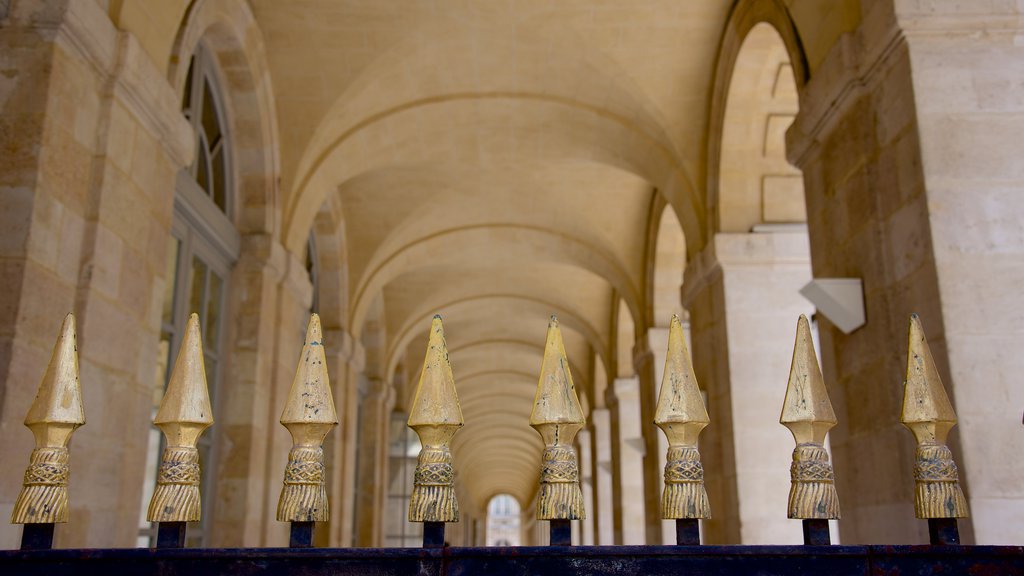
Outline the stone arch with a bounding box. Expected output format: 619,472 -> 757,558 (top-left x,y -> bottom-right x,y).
169,0 -> 281,236
350,225 -> 642,336
279,22 -> 704,257
694,2 -> 817,544
310,192 -> 349,333
705,0 -> 809,239
386,296 -> 605,384
644,195 -> 687,329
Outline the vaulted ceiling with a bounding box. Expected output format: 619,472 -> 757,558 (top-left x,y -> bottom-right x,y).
245,0 -> 731,513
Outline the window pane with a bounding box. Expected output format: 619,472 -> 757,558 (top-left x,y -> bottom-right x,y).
139,328 -> 174,541
205,272 -> 223,352
211,147 -> 226,212
181,57 -> 195,116
196,141 -> 211,196
190,257 -> 208,319
162,238 -> 180,326
202,81 -> 222,147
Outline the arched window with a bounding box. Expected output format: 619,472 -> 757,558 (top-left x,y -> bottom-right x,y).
306,233 -> 319,314
181,47 -> 231,214
486,494 -> 521,546
137,42 -> 239,548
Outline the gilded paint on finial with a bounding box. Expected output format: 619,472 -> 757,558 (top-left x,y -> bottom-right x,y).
901,314 -> 968,519
148,313 -> 214,523
780,315 -> 840,519
12,313 -> 85,524
277,313 -> 338,522
654,314 -> 711,520
531,316 -> 586,520
407,315 -> 464,523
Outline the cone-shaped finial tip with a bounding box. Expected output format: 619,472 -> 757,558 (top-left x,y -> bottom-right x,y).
780,315 -> 836,444
901,313 -> 968,518
305,312 -> 323,344
655,315 -> 708,440
901,313 -> 956,439
155,313 -> 213,425
25,313 -> 84,426
406,316 -> 463,522
281,313 -> 338,425
408,315 -> 464,428
530,318 -> 584,426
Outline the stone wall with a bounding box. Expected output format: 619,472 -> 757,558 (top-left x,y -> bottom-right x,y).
0,0 -> 191,548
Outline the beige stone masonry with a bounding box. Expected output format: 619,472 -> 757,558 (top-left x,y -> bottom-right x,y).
894,0 -> 1024,545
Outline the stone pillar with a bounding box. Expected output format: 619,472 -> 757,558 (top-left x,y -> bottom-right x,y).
590,408 -> 615,545
255,252 -> 316,547
631,347 -> 661,544
684,231 -> 812,544
212,234 -> 286,546
353,377 -> 393,546
0,0 -> 191,548
324,329 -> 364,546
577,429 -> 594,545
638,328 -> 675,544
892,2 -> 1024,545
783,0 -> 988,544
611,377 -> 646,544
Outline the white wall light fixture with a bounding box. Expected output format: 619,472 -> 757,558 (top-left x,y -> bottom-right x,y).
799,278 -> 866,334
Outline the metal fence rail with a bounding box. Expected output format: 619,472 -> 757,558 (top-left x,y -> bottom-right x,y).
3,545 -> 1024,576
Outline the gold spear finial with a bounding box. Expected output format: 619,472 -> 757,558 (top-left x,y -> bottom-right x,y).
530,315 -> 586,520
654,314 -> 711,520
277,313 -> 338,523
407,315 -> 464,523
780,315 -> 840,520
11,313 -> 85,524
147,313 -> 214,523
901,313 -> 968,519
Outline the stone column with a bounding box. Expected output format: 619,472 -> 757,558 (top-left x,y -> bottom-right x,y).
590,408 -> 615,545
637,328 -> 675,544
611,377 -> 647,544
684,231 -> 812,544
212,234 -> 286,546
893,2 -> 1024,545
783,0 -> 1009,544
0,0 -> 191,548
324,329 -> 364,546
253,251 -> 316,547
353,377 -> 393,546
577,429 -> 594,545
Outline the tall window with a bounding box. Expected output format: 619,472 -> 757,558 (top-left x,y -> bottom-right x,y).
306,233 -> 319,314
486,494 -> 521,546
181,49 -> 231,213
137,42 -> 239,547
384,411 -> 422,547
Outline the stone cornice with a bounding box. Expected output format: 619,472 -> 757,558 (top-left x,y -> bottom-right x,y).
52,0 -> 193,168
325,328 -> 366,373
892,2 -> 1023,38
785,2 -> 906,167
786,3 -> 1022,167
681,232 -> 810,307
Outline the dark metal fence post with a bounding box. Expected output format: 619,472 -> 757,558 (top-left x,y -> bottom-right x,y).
423,522 -> 445,548
19,524 -> 55,551
802,519 -> 830,546
549,520 -> 571,546
928,518 -> 960,545
675,519 -> 700,545
156,522 -> 187,549
289,522 -> 314,548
